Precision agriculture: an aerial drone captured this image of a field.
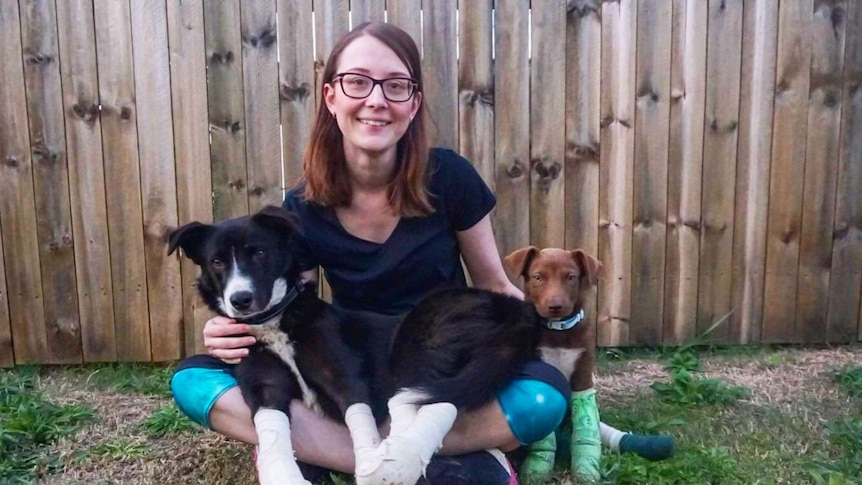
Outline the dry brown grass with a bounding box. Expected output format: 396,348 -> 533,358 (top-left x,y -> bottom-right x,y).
27,345 -> 862,484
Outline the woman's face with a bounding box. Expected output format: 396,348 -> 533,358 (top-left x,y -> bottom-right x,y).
324,35 -> 422,162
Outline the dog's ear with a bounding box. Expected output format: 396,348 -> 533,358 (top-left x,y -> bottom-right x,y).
571,249 -> 601,286
167,222 -> 215,265
503,246 -> 540,279
252,205 -> 300,238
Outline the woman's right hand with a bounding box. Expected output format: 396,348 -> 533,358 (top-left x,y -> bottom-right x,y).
203,316 -> 257,364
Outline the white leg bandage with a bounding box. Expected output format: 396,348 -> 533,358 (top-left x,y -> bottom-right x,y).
345,403 -> 383,478
387,389 -> 422,437
355,393 -> 457,485
600,422 -> 626,451
253,409 -> 310,485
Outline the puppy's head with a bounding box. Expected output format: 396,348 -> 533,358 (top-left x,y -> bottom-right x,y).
503,247 -> 601,321
168,205 -> 301,320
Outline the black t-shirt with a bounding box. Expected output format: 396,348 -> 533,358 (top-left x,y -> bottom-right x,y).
283,148 -> 496,315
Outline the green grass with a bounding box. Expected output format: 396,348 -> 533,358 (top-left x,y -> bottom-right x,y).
0,367 -> 94,483
1,344 -> 860,484
141,403 -> 200,438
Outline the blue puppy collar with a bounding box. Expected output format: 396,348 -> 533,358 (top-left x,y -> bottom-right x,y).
541,308 -> 585,331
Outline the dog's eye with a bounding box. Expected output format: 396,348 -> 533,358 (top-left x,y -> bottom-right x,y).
531,274 -> 543,283
568,274 -> 578,281
211,258 -> 225,269
253,249 -> 266,261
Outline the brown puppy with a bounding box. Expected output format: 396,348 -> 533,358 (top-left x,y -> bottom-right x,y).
504,247 -> 600,392
504,247 -> 674,482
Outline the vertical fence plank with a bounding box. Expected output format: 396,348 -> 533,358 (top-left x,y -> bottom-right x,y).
494,0 -> 530,258
351,0 -> 385,25
829,0 -> 862,342
797,0 -> 847,342
698,0 -> 743,342
665,0 -> 706,345
204,0 -> 249,221
315,0 -> 349,93
241,0 -> 282,211
387,0 -> 421,45
131,0 -> 182,361
57,0 -> 116,362
632,0 -> 671,345
530,0 -> 567,249
94,0 -> 151,361
314,0 -> 349,303
168,0 -> 213,357
278,0 -> 315,189
731,0 -> 778,344
598,0 -> 636,347
20,0 -> 82,363
458,1 -> 494,186
423,0 -> 457,149
763,0 -> 813,343
565,0 -> 602,338
0,230 -> 10,366
0,2 -> 48,364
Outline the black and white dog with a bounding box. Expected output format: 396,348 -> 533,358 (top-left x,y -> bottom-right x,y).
168,206 -> 541,485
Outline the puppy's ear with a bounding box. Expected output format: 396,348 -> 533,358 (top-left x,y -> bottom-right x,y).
252,205 -> 300,238
167,222 -> 214,265
571,249 -> 601,286
503,246 -> 540,279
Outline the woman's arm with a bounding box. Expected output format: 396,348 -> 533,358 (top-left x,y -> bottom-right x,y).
456,214 -> 523,299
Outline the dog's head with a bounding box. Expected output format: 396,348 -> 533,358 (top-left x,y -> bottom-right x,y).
503,247 -> 601,321
167,205 -> 301,320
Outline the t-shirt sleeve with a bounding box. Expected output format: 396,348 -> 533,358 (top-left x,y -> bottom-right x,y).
431,148 -> 496,231
282,186 -> 319,272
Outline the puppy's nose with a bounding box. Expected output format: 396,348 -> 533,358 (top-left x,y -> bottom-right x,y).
230,291 -> 254,311
547,304 -> 563,314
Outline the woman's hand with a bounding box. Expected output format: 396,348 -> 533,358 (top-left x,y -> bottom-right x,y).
203,316 -> 256,364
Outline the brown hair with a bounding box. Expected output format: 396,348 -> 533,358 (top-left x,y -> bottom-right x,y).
301,22 -> 433,217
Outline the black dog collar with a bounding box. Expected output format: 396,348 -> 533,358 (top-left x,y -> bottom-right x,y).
541,308 -> 585,331
233,282 -> 301,325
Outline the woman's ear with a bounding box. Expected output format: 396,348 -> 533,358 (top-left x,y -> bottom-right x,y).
410,91 -> 423,121
323,82 -> 337,115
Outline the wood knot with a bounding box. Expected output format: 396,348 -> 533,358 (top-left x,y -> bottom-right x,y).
210,50 -> 235,65
250,186 -> 265,197
505,159 -> 525,179
62,233 -> 73,246
120,106 -> 133,120
280,82 -> 311,102
71,102 -> 99,123
532,159 -> 562,181
4,156 -> 19,168
26,52 -> 54,65
228,179 -> 246,191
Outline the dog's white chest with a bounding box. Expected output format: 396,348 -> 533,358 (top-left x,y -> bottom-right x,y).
249,321 -> 320,413
539,346 -> 586,378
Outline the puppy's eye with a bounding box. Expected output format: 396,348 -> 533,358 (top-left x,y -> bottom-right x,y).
568,274 -> 578,281
252,249 -> 266,262
211,258 -> 225,269
531,274 -> 543,283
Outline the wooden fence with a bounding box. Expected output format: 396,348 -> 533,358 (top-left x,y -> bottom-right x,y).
0,0 -> 860,366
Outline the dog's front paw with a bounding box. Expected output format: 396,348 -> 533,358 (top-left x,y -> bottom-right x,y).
355,436 -> 426,485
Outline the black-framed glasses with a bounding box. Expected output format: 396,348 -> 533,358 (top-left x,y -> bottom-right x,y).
332,73 -> 418,102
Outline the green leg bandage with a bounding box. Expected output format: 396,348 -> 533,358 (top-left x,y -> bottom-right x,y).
518,431 -> 556,480
570,388 -> 601,482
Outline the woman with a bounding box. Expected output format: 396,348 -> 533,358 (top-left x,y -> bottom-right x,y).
171,22 -> 569,484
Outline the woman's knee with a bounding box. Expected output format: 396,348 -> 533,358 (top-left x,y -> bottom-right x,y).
171,355 -> 238,428
497,378 -> 568,445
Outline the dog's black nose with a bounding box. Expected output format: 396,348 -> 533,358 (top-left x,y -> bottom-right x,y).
230,291 -> 254,311
547,304 -> 563,314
